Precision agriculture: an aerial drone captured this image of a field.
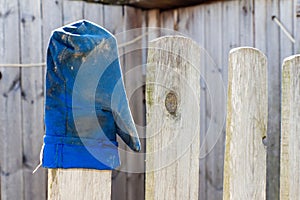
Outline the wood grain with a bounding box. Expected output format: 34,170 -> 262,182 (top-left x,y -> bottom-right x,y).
123,6 -> 145,200
19,0 -> 46,199
0,0 -> 23,199
254,1 -> 281,199
48,169 -> 112,200
203,3 -> 225,200
280,55 -> 300,200
223,47 -> 267,200
145,36 -> 200,200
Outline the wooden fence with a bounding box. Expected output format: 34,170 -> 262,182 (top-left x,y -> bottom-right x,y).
44,38 -> 300,199
0,0 -> 299,200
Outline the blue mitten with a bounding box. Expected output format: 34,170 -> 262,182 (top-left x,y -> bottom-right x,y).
42,20 -> 141,170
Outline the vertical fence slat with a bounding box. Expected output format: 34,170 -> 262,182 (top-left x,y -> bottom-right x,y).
203,3 -> 225,200
19,0 -> 45,199
280,55 -> 300,200
123,6 -> 145,200
254,1 -> 281,199
0,0 -> 23,199
223,47 -> 267,200
145,36 -> 200,200
83,2 -> 103,26
239,0 -> 254,46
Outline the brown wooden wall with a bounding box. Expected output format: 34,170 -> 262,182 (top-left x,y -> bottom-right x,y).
0,0 -> 298,200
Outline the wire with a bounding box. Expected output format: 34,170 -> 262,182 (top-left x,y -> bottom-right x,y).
0,63 -> 46,67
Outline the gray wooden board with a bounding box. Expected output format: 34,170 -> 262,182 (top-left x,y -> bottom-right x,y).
83,2 -> 104,25
19,0 -> 46,199
62,0 -> 84,25
254,1 -> 281,199
160,9 -> 175,31
239,0 -> 254,46
294,0 -> 300,53
220,1 -> 240,198
177,5 -> 206,200
203,2 -> 225,200
0,0 -> 23,199
123,6 -> 145,200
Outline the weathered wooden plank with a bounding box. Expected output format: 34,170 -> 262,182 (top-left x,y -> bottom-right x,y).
176,5 -> 206,200
254,1 -> 281,200
220,2 -> 240,199
145,36 -> 200,200
223,47 -> 267,200
19,0 -> 46,199
222,0 -> 239,87
62,0 -> 84,24
83,2 -> 104,26
48,169 -> 112,199
280,0 -> 295,58
0,0 -> 23,199
294,0 -> 300,52
42,0 -> 63,47
239,0 -> 254,46
203,2 -> 224,200
276,2 -> 295,198
103,5 -> 123,35
147,9 -> 160,41
280,55 -> 300,200
123,7 -> 145,200
160,9 -> 175,31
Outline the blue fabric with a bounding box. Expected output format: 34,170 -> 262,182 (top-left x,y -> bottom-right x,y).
42,20 -> 141,170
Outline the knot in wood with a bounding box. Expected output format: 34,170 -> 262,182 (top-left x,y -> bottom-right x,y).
165,92 -> 178,115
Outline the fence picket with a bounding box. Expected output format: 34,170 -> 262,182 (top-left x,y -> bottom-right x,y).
280,55 -> 300,200
145,36 -> 200,200
223,47 -> 267,200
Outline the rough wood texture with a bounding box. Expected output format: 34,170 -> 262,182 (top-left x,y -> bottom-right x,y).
19,0 -> 46,199
62,0 -> 84,24
0,0 -> 23,199
280,55 -> 300,200
175,5 -> 206,200
48,169 -> 112,200
295,0 -> 300,53
145,36 -> 200,200
254,1 -> 281,199
239,0 -> 254,46
223,47 -> 267,200
83,2 -> 104,25
203,3 -> 225,200
123,6 -> 145,200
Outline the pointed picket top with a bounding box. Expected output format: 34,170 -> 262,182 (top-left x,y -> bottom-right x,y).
280,55 -> 300,200
223,47 -> 267,200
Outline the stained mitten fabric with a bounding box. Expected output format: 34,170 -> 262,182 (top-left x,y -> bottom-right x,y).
42,20 -> 141,170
